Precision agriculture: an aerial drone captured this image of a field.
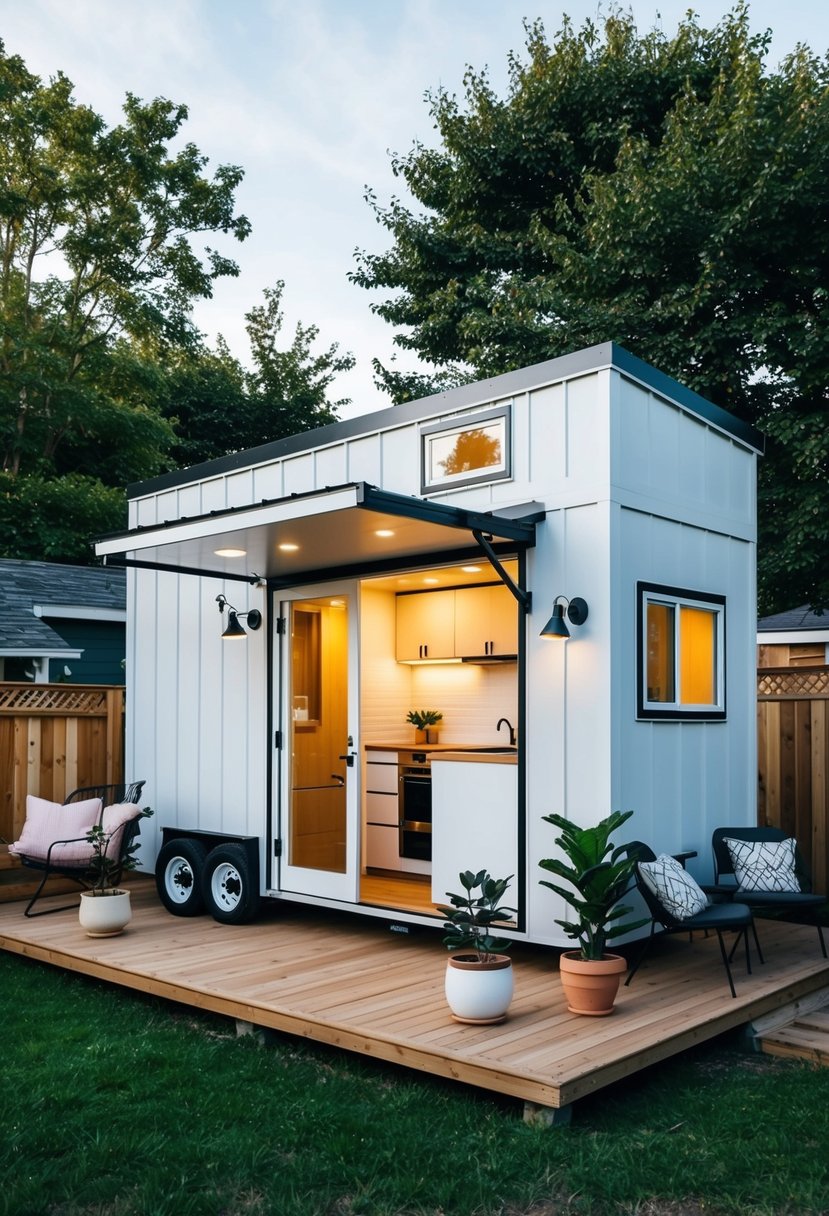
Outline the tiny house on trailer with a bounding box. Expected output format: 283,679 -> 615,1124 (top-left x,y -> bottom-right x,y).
96,342 -> 763,946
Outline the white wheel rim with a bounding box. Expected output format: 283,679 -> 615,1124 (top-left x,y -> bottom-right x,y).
165,856 -> 196,905
211,862 -> 243,910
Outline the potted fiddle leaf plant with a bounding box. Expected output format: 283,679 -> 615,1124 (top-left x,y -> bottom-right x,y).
78,807 -> 153,937
438,870 -> 516,1024
539,809 -> 647,1016
406,708 -> 443,743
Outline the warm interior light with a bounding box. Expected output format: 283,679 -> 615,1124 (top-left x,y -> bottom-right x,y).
374,529 -> 395,538
214,547 -> 246,558
278,542 -> 300,552
461,565 -> 482,573
423,577 -> 440,585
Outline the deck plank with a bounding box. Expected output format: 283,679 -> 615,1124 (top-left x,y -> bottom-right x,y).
2,882 -> 829,1114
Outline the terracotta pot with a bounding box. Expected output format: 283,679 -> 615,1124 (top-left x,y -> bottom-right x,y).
414,728 -> 427,743
445,953 -> 514,1024
558,951 -> 627,1016
78,889 -> 132,937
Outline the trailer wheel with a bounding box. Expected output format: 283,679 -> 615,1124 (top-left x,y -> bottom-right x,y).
202,843 -> 258,924
156,839 -> 209,916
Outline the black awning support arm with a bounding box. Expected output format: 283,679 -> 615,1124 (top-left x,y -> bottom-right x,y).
471,529 -> 531,612
102,555 -> 263,586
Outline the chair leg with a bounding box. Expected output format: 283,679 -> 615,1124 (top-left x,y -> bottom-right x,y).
714,929 -> 738,998
624,923 -> 656,988
24,868 -> 88,917
815,916 -> 827,959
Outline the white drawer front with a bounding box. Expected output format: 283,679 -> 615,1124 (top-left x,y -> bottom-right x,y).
366,763 -> 399,794
366,824 -> 401,869
366,791 -> 399,825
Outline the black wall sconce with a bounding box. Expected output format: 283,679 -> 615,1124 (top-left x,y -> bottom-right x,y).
540,596 -> 589,639
216,594 -> 262,640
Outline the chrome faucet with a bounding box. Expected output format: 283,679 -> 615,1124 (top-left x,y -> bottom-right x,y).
496,717 -> 516,746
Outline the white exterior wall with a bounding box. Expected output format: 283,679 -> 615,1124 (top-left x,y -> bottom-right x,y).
123,354 -> 758,940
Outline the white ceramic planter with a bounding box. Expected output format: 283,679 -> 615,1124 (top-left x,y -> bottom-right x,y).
78,889 -> 132,937
444,954 -> 514,1024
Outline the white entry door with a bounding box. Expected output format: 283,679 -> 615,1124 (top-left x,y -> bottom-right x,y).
275,581 -> 360,902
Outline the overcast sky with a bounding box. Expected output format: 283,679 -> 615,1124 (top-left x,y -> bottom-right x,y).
2,0 -> 829,420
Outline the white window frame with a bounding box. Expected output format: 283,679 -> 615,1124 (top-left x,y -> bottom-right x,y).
420,405 -> 512,495
636,582 -> 726,721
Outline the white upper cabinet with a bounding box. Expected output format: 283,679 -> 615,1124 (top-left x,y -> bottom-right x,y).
396,584 -> 517,662
395,589 -> 455,661
454,584 -> 518,658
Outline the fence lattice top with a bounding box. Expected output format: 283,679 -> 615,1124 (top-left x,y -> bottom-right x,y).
0,683 -> 116,715
757,666 -> 829,698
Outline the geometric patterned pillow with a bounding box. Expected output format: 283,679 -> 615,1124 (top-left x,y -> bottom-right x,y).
724,837 -> 800,893
638,854 -> 709,920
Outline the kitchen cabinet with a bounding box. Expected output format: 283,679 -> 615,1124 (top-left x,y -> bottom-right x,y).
454,584 -> 517,658
430,757 -> 518,904
395,589 -> 455,661
396,584 -> 517,662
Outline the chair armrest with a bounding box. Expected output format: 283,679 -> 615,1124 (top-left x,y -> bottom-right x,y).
672,850 -> 697,869
701,883 -> 737,902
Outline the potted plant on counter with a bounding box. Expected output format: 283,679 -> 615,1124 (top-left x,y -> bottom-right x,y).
539,810 -> 647,1016
438,870 -> 516,1024
78,806 -> 153,937
406,708 -> 443,744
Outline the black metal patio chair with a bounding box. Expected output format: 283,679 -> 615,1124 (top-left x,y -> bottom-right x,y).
623,841 -> 761,999
709,826 -> 827,959
13,781 -> 146,918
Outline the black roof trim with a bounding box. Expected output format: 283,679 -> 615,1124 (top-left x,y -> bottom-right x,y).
130,342 -> 763,499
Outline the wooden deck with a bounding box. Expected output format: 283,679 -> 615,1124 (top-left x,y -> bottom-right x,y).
2,881 -> 829,1121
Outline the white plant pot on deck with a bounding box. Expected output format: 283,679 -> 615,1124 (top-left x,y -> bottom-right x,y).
444,954 -> 514,1024
78,889 -> 132,937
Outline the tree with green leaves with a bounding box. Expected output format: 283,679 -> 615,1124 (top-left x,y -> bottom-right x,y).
352,7 -> 829,613
0,41 -> 249,558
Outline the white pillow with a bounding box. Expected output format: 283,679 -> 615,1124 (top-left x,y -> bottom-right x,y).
100,803 -> 143,857
724,837 -> 800,893
638,854 -> 709,920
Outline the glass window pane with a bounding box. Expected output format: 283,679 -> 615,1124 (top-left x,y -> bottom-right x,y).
646,602 -> 675,702
680,606 -> 716,704
428,421 -> 503,481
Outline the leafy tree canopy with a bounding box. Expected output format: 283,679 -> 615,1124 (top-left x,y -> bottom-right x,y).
352,6 -> 829,613
0,40 -> 249,556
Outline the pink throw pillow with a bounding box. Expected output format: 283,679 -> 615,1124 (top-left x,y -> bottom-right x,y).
10,795 -> 102,862
100,803 -> 143,857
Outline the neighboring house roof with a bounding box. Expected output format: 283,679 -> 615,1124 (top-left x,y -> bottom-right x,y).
757,604 -> 829,647
0,560 -> 126,658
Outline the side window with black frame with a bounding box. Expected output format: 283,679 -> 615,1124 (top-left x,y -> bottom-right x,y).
637,582 -> 726,720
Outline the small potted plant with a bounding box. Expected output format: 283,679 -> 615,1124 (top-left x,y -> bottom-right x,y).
438,870 -> 516,1023
406,708 -> 443,744
78,807 -> 153,937
539,809 -> 647,1016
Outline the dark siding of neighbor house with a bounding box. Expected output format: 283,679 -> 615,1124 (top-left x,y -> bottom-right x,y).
45,620 -> 125,684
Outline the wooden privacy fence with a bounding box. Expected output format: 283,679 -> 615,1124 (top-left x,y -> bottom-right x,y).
0,683 -> 125,847
758,666 -> 829,896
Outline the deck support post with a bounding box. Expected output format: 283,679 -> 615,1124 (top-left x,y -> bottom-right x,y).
235,1018 -> 265,1044
523,1100 -> 573,1128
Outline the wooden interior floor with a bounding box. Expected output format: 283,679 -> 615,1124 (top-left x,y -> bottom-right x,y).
360,871 -> 437,915
2,881 -> 829,1120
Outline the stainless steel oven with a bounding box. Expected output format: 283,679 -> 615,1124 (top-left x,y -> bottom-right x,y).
399,751 -> 432,861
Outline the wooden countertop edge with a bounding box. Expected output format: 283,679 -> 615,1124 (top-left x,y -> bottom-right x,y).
431,751 -> 517,765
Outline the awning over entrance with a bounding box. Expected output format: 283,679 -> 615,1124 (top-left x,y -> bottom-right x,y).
96,482 -> 543,592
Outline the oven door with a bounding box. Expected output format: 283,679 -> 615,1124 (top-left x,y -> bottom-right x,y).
399,768 -> 432,861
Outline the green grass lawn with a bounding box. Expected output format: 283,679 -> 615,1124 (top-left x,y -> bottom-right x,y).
2,950 -> 829,1216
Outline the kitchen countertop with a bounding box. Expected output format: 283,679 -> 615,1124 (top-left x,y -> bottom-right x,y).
365,741 -> 517,763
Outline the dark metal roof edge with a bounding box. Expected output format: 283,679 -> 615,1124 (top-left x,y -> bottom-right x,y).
127,342 -> 762,499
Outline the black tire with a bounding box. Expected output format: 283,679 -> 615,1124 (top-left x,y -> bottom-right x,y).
202,843 -> 259,924
155,838 -> 209,917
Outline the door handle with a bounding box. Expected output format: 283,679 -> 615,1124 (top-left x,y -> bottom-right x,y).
338,752 -> 356,768
330,774 -> 345,786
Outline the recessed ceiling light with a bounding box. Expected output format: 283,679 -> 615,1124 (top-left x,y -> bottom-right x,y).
278,542 -> 300,552
462,565 -> 482,573
214,547 -> 246,558
423,577 -> 440,585
375,529 -> 395,538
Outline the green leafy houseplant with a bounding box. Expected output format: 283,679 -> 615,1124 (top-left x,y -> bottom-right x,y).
438,870 -> 516,963
405,709 -> 443,730
86,808 -> 154,896
539,810 -> 647,961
